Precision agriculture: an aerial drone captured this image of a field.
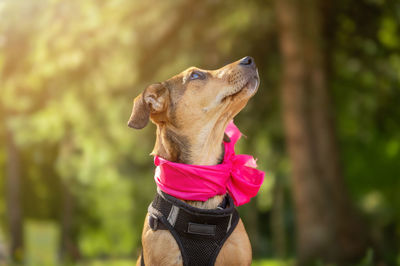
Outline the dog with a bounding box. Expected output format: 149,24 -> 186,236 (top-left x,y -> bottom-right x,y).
128,56 -> 259,266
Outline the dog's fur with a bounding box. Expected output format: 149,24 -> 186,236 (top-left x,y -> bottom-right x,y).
128,57 -> 259,266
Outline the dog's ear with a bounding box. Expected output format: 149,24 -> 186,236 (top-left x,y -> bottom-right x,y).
127,83 -> 168,129
127,92 -> 150,129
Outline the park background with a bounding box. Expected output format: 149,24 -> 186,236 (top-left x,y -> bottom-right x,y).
0,0 -> 399,265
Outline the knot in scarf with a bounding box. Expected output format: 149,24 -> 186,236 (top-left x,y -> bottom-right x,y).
154,121 -> 265,206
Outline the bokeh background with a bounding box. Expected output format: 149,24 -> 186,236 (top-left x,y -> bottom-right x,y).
0,0 -> 399,265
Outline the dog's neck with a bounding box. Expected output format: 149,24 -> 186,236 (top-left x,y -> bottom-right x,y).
152,123 -> 227,209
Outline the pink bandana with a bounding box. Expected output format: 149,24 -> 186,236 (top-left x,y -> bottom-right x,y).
154,121 -> 265,206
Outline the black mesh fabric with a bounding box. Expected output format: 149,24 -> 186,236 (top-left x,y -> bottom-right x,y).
146,191 -> 240,266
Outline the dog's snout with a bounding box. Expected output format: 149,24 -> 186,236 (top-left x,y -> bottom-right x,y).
239,56 -> 255,67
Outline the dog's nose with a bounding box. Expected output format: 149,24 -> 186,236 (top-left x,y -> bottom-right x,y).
239,56 -> 255,67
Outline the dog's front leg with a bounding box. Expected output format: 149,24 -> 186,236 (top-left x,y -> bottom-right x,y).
138,214 -> 183,266
215,218 -> 252,266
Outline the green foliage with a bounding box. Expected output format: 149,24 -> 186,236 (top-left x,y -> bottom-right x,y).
332,1 -> 400,262
357,249 -> 374,266
25,221 -> 59,266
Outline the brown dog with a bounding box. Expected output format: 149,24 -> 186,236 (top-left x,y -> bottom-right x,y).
128,56 -> 259,265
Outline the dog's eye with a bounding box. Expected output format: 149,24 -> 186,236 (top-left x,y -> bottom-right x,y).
189,71 -> 205,81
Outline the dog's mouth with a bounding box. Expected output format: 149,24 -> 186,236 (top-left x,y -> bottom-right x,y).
222,74 -> 259,101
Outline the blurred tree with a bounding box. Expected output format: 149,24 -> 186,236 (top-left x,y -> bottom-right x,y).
60,181 -> 80,261
275,0 -> 368,264
1,5 -> 28,260
271,175 -> 286,259
4,127 -> 23,262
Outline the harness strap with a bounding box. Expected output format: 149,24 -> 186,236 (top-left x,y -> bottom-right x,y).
140,250 -> 144,266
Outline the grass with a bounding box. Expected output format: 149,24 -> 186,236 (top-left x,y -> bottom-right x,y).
252,259 -> 294,266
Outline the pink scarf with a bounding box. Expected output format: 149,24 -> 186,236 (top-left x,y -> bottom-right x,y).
154,122 -> 265,206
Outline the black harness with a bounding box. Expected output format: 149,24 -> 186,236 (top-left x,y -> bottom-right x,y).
141,190 -> 239,266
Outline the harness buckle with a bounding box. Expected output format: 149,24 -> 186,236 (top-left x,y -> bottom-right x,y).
149,214 -> 159,231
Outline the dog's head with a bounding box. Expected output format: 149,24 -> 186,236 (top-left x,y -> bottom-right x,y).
128,56 -> 259,132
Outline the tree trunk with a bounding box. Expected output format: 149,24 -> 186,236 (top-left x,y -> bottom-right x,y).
275,0 -> 367,264
271,176 -> 287,259
60,182 -> 80,261
5,128 -> 23,262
